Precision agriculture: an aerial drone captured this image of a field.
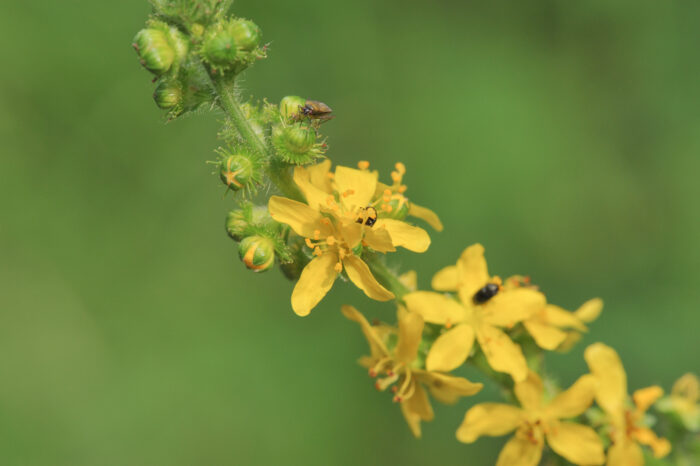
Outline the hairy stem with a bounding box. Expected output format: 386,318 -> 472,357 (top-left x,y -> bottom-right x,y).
210,75 -> 268,157
366,256 -> 410,300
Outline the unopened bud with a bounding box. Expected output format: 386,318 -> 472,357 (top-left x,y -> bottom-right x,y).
230,19 -> 261,51
153,79 -> 182,110
133,28 -> 175,75
202,23 -> 239,69
239,236 -> 275,272
271,123 -> 324,165
219,154 -> 254,190
280,95 -> 306,121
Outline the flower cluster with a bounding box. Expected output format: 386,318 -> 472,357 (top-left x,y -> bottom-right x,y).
132,2 -> 699,464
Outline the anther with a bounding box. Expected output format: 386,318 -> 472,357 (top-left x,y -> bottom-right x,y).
313,247 -> 323,256
326,236 -> 336,246
334,262 -> 343,273
358,161 -> 370,170
395,162 -> 406,175
342,189 -> 355,198
391,171 -> 401,183
313,229 -> 321,240
398,185 -> 407,193
305,238 -> 315,248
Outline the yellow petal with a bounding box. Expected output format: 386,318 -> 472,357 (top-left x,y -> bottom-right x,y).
607,440 -> 644,466
362,226 -> 396,253
546,374 -> 597,419
374,219 -> 430,253
431,265 -> 458,291
338,220 -> 363,248
306,159 -> 333,191
514,371 -> 544,412
584,343 -> 627,416
672,373 -> 700,402
418,371 -> 483,404
291,251 -> 338,316
293,164 -> 331,210
268,196 -> 327,238
334,165 -> 377,210
398,270 -> 417,292
342,255 -> 395,302
633,386 -> 664,414
477,323 -> 529,382
400,381 -> 433,438
457,243 -> 490,303
482,288 -> 545,327
545,304 -> 587,331
403,291 -> 467,325
545,421 -> 605,465
632,427 -> 671,458
408,202 -> 443,231
496,431 -> 543,466
395,309 -> 424,364
425,324 -> 475,372
575,297 -> 603,323
456,403 -> 523,443
341,305 -> 389,358
523,320 -> 568,350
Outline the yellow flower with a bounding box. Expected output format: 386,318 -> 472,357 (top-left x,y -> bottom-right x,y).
456,371 -> 605,466
343,305 -> 483,438
404,244 -> 545,381
503,277 -> 603,351
656,373 -> 700,431
269,163 -> 432,316
295,159 -> 443,232
584,343 -> 672,464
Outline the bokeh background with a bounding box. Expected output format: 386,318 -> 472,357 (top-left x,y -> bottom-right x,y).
1,0 -> 699,465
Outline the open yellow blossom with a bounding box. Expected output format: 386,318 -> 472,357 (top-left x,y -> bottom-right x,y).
503,277 -> 603,351
269,163 -> 432,315
343,305 -> 483,438
295,159 -> 444,232
404,244 -> 545,381
657,373 -> 700,431
457,371 -> 605,466
585,343 -> 672,464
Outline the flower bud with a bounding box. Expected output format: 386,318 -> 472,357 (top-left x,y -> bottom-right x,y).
379,194 -> 410,221
280,95 -> 306,121
153,79 -> 182,110
230,19 -> 261,51
133,28 -> 175,75
225,210 -> 247,241
271,122 -> 325,165
238,236 -> 275,272
219,154 -> 254,190
202,25 -> 238,68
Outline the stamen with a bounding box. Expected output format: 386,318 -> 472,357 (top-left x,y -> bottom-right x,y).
383,189 -> 392,197
369,357 -> 391,377
393,371 -> 415,402
313,247 -> 323,256
313,229 -> 321,240
382,204 -> 393,213
375,373 -> 399,391
334,262 -> 343,273
358,161 -> 370,170
398,185 -> 407,193
395,162 -> 406,175
391,171 -> 401,183
342,189 -> 355,198
305,238 -> 315,249
326,235 -> 336,246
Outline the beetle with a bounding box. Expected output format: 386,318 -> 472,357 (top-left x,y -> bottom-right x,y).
473,283 -> 500,304
355,206 -> 378,227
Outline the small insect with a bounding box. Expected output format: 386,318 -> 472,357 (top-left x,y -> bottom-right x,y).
297,100 -> 334,123
356,206 -> 378,227
473,283 -> 500,304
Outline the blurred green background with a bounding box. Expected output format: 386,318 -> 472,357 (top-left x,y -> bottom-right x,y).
1,1 -> 699,465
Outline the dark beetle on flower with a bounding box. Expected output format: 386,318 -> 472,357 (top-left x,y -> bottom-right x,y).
473,283 -> 500,304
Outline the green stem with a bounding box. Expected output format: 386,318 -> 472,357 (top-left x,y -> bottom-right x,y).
209,75 -> 268,157
268,159 -> 305,202
366,257 -> 410,300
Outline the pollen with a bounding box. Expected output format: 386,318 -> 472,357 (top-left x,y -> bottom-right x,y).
398,185 -> 407,193
326,235 -> 336,246
342,189 -> 355,198
358,160 -> 370,170
334,262 -> 343,273
391,171 -> 401,183
305,238 -> 315,249
382,204 -> 393,213
313,229 -> 321,240
395,162 -> 406,175
313,247 -> 323,256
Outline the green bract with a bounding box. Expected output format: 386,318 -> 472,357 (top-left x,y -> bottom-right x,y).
271,122 -> 325,165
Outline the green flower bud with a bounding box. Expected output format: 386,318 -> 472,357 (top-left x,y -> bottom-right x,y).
238,236 -> 275,272
271,122 -> 325,165
280,95 -> 306,121
225,210 -> 247,241
153,79 -> 182,110
201,22 -> 239,71
219,154 -> 253,190
230,19 -> 261,51
379,194 -> 410,220
190,23 -> 205,39
133,28 -> 175,75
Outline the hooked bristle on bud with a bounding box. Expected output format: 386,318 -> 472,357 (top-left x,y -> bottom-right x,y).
200,18 -> 264,74
279,95 -> 306,122
238,236 -> 275,272
202,22 -> 239,70
271,122 -> 325,165
133,28 -> 175,75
